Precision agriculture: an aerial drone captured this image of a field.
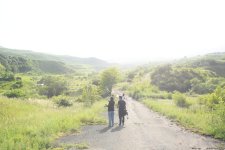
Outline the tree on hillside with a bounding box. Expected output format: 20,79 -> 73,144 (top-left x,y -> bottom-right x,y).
127,71 -> 137,82
0,55 -> 32,73
38,76 -> 67,98
82,84 -> 101,106
0,64 -> 5,73
151,65 -> 213,93
0,72 -> 14,81
100,68 -> 121,97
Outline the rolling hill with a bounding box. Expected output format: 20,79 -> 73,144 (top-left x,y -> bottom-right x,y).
176,52 -> 225,77
0,46 -> 110,73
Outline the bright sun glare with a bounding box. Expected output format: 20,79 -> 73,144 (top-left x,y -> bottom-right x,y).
0,0 -> 225,63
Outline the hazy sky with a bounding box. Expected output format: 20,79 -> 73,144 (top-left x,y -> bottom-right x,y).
0,0 -> 225,63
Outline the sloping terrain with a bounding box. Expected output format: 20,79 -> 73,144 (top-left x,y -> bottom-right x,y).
0,47 -> 110,73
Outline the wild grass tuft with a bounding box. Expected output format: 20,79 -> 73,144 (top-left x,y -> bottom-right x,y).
51,142 -> 89,150
142,99 -> 225,140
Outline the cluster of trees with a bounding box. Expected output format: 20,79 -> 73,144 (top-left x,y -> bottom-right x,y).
38,76 -> 67,98
81,67 -> 121,106
0,64 -> 25,98
0,72 -> 15,81
0,54 -> 71,74
123,56 -> 225,140
50,68 -> 120,106
191,59 -> 225,77
100,67 -> 120,97
33,60 -> 71,74
1,65 -> 121,105
150,65 -> 224,94
190,77 -> 225,94
0,49 -> 121,103
4,89 -> 25,98
82,84 -> 101,106
0,54 -> 32,73
199,86 -> 225,107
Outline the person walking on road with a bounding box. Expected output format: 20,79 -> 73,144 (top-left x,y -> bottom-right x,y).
107,96 -> 115,127
118,95 -> 127,126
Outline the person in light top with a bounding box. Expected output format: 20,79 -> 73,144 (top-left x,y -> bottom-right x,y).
107,96 -> 115,127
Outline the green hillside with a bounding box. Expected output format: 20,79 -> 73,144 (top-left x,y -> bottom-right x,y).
118,52 -> 225,140
0,50 -> 111,149
0,47 -> 110,71
0,53 -> 71,74
176,52 -> 225,77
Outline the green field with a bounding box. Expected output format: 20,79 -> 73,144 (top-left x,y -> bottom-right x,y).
0,53 -> 118,149
0,97 -> 106,150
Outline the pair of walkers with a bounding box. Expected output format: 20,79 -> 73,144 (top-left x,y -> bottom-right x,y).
107,94 -> 127,127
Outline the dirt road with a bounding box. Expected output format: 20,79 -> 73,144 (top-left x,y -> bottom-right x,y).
55,96 -> 225,150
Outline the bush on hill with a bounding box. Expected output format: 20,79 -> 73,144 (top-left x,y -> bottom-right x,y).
4,89 -> 25,98
38,76 -> 67,98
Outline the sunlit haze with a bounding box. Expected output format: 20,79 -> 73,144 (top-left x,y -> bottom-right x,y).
0,0 -> 225,63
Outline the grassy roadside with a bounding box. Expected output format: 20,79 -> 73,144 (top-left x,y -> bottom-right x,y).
142,99 -> 225,140
0,97 -> 107,150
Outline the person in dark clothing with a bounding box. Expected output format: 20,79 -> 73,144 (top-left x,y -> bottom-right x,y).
118,95 -> 126,126
107,96 -> 115,127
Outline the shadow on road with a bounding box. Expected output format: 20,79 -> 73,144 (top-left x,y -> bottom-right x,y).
111,126 -> 123,132
99,126 -> 112,133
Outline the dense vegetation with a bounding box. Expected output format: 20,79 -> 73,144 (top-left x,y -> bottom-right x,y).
1,47 -> 225,149
149,53 -> 225,94
0,47 -> 110,72
100,67 -> 121,97
0,53 -> 71,74
142,87 -> 225,139
118,52 -> 225,140
187,53 -> 225,77
0,67 -> 115,149
150,65 -> 225,94
0,47 -> 120,149
0,54 -> 32,73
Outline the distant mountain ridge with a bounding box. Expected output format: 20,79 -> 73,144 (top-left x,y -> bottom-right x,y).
0,46 -> 110,72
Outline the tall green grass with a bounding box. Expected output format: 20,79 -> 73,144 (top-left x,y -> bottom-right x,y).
142,99 -> 225,140
126,80 -> 171,100
0,97 -> 106,150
